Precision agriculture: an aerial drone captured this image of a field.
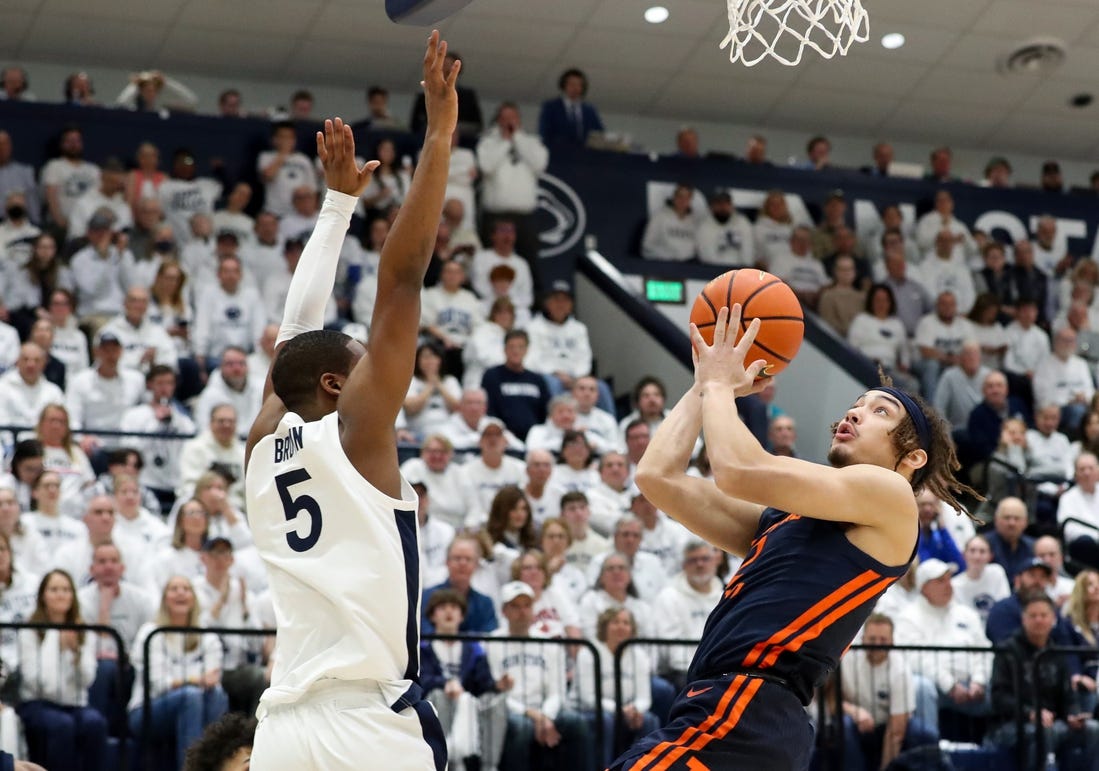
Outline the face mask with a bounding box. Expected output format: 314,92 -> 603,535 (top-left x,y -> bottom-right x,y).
5,206 -> 26,221
154,240 -> 175,253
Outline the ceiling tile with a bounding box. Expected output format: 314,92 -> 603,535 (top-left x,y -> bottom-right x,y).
871,0 -> 993,29
0,12 -> 35,52
289,40 -> 422,88
679,42 -> 805,85
308,4 -> 442,45
649,72 -> 785,123
585,0 -> 724,37
907,66 -> 1040,108
406,0 -> 601,23
39,0 -> 186,23
19,15 -> 168,63
764,87 -> 901,134
795,51 -> 928,96
938,32 -> 1028,71
877,100 -> 1010,145
441,15 -> 576,60
985,113 -> 1099,156
1017,77 -> 1099,114
5,0 -> 45,12
1051,44 -> 1099,80
157,27 -> 300,78
574,64 -> 679,113
971,0 -> 1099,44
175,0 -> 322,35
558,27 -> 699,71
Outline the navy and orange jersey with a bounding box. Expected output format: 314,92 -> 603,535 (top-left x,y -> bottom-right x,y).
688,507 -> 914,704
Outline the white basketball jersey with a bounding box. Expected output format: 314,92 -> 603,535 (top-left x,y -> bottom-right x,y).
246,410 -> 421,708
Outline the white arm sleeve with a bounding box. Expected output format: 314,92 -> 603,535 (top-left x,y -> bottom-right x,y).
277,190 -> 358,345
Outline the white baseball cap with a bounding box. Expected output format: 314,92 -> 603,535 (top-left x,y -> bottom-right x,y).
915,558 -> 957,592
500,581 -> 535,605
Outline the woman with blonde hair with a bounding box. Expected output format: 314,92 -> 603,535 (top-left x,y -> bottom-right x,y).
17,569 -> 105,771
27,469 -> 83,554
155,498 -> 210,588
34,403 -> 94,508
128,575 -> 227,770
538,516 -> 587,602
170,470 -> 251,549
511,548 -> 581,639
753,188 -> 796,266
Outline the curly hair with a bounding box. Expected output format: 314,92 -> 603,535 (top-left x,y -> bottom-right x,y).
182,712 -> 257,771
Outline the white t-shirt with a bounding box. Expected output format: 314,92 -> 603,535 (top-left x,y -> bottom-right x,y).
951,565 -> 1010,622
257,151 -> 317,218
840,649 -> 916,726
404,376 -> 461,439
40,159 -> 101,221
914,314 -> 976,359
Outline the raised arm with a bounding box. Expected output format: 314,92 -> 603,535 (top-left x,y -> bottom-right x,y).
337,31 -> 459,488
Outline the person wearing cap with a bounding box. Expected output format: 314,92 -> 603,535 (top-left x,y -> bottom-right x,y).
696,189 -> 754,268
488,580 -> 592,771
66,156 -> 132,240
400,434 -> 471,530
65,329 -> 145,455
454,418 -> 526,528
194,536 -> 268,717
39,126 -> 100,235
893,558 -> 992,734
988,593 -> 1099,767
258,122 -> 317,220
640,183 -> 699,262
69,206 -> 128,327
1040,160 -> 1065,194
471,219 -> 534,312
158,148 -> 222,246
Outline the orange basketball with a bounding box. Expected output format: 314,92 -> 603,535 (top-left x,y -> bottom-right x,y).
689,269 -> 805,378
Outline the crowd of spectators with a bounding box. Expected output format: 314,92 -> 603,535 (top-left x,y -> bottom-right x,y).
6,55 -> 1099,770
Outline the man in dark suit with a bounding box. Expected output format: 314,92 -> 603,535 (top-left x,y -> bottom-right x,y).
538,68 -> 604,147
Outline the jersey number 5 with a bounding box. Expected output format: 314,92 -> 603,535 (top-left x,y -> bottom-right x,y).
275,469 -> 322,552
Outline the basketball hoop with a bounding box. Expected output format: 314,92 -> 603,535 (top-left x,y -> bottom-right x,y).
721,0 -> 869,67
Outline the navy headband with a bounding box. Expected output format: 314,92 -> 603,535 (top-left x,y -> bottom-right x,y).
875,387 -> 932,455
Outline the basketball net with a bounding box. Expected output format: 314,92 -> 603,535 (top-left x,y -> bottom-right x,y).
721,0 -> 869,67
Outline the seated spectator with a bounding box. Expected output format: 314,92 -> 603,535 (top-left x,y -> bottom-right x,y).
912,291 -> 976,400
68,157 -> 132,240
421,589 -> 508,771
462,299 -> 513,390
401,435 -> 469,531
66,331 -> 145,451
99,287 -> 178,375
973,244 -> 1018,321
7,234 -> 71,339
967,294 -> 1009,372
622,420 -> 650,482
40,126 -> 100,235
0,131 -> 41,225
193,351 -> 263,432
455,419 -> 526,528
952,534 -> 1010,623
421,259 -> 481,376
577,551 -> 655,645
916,489 -> 963,567
1035,535 -> 1077,607
573,606 -> 660,765
26,469 -> 83,554
847,284 -> 918,392
640,183 -> 698,262
154,498 -> 210,588
439,385 -> 522,458
193,537 -> 267,717
1060,452 -> 1099,569
158,149 -> 221,247
981,156 -> 1013,188
539,68 -> 604,147
0,483 -> 50,578
1067,411 -> 1099,481
628,488 -> 690,577
1012,241 -> 1052,324
27,320 -> 66,391
914,190 -> 975,263
257,121 -> 316,219
966,370 -> 1029,465
146,259 -> 195,365
987,593 -> 1099,769
111,472 -> 170,548
617,377 -> 669,448
553,430 -> 599,494
17,569 -> 106,771
796,135 -> 831,171
120,366 -> 195,513
192,256 -> 266,374
1036,328 -> 1096,435
178,406 -> 246,511
53,494 -> 149,587
572,376 -> 617,452
986,497 -> 1037,584
479,485 -> 537,588
768,226 -> 828,308
512,549 -> 580,640
561,491 -> 610,574
880,244 -> 933,337
129,575 -> 229,771
894,559 -> 991,736
753,189 -> 797,267
482,330 -> 548,442
696,189 -> 754,267
767,414 -> 797,457
0,344 -> 65,435
526,395 -> 580,455
1028,404 -> 1073,483
839,613 -> 937,771
422,535 -> 499,635
584,452 -> 632,537
471,219 -> 534,312
1064,570 -> 1099,670
126,142 -> 166,212
818,254 -> 865,337
652,541 -> 723,690
180,471 -> 250,551
526,281 -> 610,411
70,209 -> 128,328
985,558 -> 1077,645
489,581 -> 592,771
78,541 -> 154,729
407,481 -> 452,589
358,139 -> 410,220
587,515 -> 666,601
35,404 -> 95,513
523,449 -> 565,527
0,529 -> 41,673
539,517 -> 588,602
932,340 -> 989,428
404,341 -> 461,442
914,229 -> 977,314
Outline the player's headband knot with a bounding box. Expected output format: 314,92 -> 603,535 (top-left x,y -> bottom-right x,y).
877,386 -> 933,471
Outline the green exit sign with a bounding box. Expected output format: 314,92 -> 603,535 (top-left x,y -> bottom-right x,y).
645,278 -> 686,304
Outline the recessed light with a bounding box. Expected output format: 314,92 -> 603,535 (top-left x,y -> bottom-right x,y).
644,6 -> 669,23
881,32 -> 905,50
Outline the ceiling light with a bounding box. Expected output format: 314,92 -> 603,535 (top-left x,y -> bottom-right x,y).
644,6 -> 669,23
881,33 -> 905,50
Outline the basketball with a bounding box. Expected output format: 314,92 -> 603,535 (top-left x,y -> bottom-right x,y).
689,269 -> 805,378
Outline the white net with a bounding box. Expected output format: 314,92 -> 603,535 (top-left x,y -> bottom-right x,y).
721,0 -> 869,67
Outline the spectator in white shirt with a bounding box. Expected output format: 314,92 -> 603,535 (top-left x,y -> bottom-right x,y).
1034,535 -> 1077,607
952,534 -> 1011,623
67,157 -> 132,240
587,514 -> 667,601
66,331 -> 145,448
191,255 -> 265,373
561,491 -> 609,575
404,341 -> 462,441
27,469 -> 85,555
696,189 -> 754,267
277,187 -> 320,244
399,435 -> 469,531
53,494 -> 148,588
119,366 -> 195,510
211,182 -> 254,246
178,406 -> 245,510
471,219 -> 534,312
257,122 -> 317,218
1003,297 -> 1050,383
1027,404 -> 1073,485
753,190 -> 798,267
1034,327 -> 1095,435
585,452 -> 632,537
914,230 -> 977,314
193,347 -> 263,432
456,420 -> 526,529
1059,452 -> 1099,570
158,149 -> 222,245
17,569 -> 106,771
653,541 -> 724,689
463,297 -> 515,391
768,225 -> 828,309
98,286 -> 177,375
572,376 -> 617,452
913,291 -> 977,400
420,258 -> 481,374
914,190 -> 976,264
438,387 -> 523,456
69,209 -> 127,328
641,184 -> 698,262
39,126 -> 100,234
0,343 -> 65,433
522,449 -> 565,528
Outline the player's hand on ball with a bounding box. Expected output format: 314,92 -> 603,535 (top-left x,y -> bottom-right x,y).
316,117 -> 380,198
421,30 -> 460,138
690,304 -> 768,397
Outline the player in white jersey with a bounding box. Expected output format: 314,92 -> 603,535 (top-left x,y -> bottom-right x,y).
244,32 -> 460,771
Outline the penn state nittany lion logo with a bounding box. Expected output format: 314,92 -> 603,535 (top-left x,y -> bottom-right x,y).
536,173 -> 587,259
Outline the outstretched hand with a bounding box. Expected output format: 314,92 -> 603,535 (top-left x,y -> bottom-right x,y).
421,29 -> 460,138
689,304 -> 768,397
316,117 -> 380,198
